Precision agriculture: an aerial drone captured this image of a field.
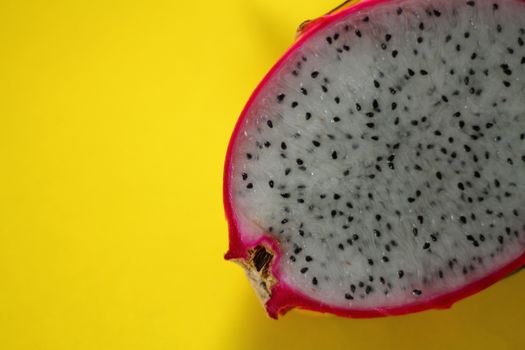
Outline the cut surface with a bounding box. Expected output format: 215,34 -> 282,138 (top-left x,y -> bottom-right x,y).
226,0 -> 525,314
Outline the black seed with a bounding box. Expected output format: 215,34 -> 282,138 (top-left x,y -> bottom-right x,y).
300,267 -> 308,273
355,30 -> 362,37
420,69 -> 428,75
412,289 -> 422,296
460,216 -> 467,224
345,293 -> 354,300
417,36 -> 423,43
466,1 -> 475,6
331,151 -> 338,160
280,193 -> 290,198
268,180 -> 274,188
281,142 -> 287,150
368,259 -> 374,266
503,81 -> 511,87
291,101 -> 298,108
397,7 -> 403,14
423,242 -> 430,250
266,120 -> 273,128
398,270 -> 405,278
373,80 -> 380,88
242,173 -> 248,180
246,183 -> 253,189
305,112 -> 312,120
311,71 -> 319,78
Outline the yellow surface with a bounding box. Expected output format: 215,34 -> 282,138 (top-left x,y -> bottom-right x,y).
0,0 -> 524,349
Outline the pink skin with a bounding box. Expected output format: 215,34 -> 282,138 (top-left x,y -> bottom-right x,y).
224,0 -> 525,319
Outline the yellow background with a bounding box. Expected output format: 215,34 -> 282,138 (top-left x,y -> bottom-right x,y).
0,0 -> 524,349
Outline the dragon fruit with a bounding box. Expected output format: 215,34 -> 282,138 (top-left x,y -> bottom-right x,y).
224,0 -> 525,319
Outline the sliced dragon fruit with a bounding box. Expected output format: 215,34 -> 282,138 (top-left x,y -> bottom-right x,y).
224,0 -> 525,319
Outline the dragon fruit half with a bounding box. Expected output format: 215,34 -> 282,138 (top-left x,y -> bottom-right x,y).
224,0 -> 525,319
